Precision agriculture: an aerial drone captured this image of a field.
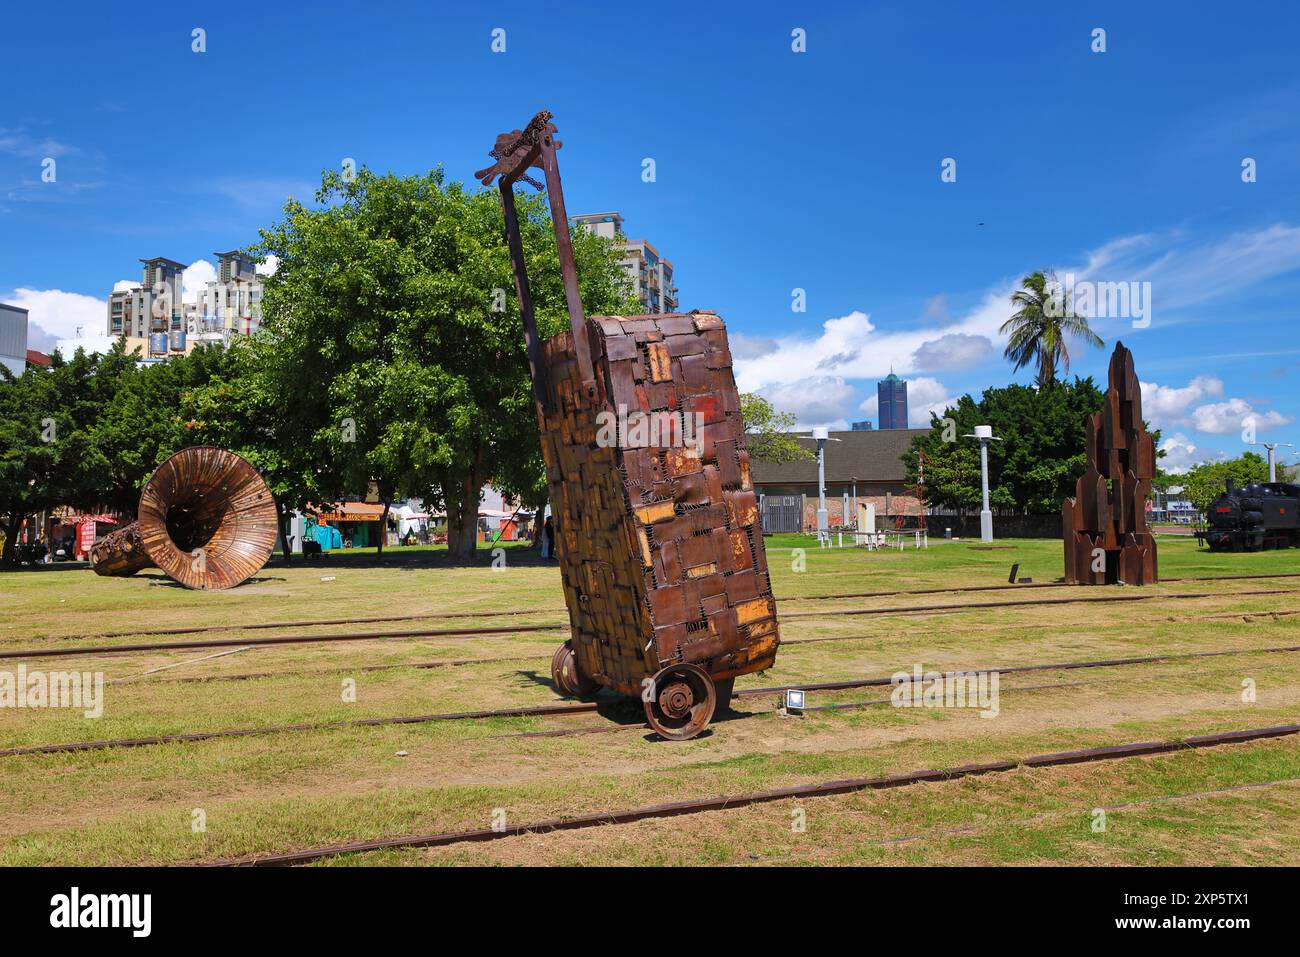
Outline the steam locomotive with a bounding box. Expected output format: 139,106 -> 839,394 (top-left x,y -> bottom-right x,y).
1201,479 -> 1300,551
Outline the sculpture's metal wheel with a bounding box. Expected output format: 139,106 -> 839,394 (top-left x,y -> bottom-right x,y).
551,641 -> 598,698
644,663 -> 716,740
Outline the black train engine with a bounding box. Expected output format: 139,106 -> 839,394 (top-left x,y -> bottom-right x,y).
1202,479 -> 1300,551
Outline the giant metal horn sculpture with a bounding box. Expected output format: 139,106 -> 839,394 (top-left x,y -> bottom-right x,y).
91,446 -> 278,590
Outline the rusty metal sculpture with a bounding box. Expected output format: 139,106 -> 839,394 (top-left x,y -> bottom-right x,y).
1062,342 -> 1158,585
478,111 -> 781,739
92,446 -> 279,590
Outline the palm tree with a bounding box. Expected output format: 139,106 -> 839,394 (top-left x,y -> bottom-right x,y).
1000,270 -> 1104,387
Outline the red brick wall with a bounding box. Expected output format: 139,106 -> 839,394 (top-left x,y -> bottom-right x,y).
802,494 -> 923,530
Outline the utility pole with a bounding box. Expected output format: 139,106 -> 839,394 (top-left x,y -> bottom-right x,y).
964,425 -> 1002,543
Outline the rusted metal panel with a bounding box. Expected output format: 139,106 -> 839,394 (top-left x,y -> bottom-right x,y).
90,521 -> 150,577
1062,343 -> 1159,585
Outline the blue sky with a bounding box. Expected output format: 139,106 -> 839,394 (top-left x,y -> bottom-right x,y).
2,1 -> 1298,473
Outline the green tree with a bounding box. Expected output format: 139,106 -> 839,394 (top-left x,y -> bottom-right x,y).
1180,452 -> 1270,511
1001,271 -> 1105,387
904,378 -> 1112,515
91,344 -> 236,515
0,345 -> 138,565
740,393 -> 814,464
251,166 -> 637,563
0,365 -> 60,565
180,340 -> 321,562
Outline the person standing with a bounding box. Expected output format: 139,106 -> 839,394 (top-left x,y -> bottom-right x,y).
542,516 -> 555,560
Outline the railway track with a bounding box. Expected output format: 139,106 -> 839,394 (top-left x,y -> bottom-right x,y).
779,587 -> 1295,621
3,586 -> 1294,662
10,571 -> 1299,644
0,622 -> 568,661
116,605 -> 1300,686
205,723 -> 1300,866
8,641 -> 1300,759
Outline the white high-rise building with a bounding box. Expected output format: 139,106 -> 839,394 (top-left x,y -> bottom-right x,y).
107,257 -> 186,340
194,250 -> 264,338
570,212 -> 678,314
105,251 -> 265,359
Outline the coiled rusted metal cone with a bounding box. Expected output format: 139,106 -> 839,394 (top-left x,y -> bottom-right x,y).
93,446 -> 278,590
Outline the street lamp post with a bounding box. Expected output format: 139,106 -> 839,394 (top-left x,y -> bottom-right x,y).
812,427 -> 841,545
963,425 -> 1002,543
813,427 -> 829,543
1252,442 -> 1295,482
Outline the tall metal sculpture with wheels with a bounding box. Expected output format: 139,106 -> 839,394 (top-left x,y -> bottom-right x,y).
477,111 -> 782,739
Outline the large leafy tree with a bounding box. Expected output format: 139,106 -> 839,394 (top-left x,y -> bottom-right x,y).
90,344 -> 237,515
904,378 -> 1120,515
1001,270 -> 1104,387
1180,452 -> 1269,512
0,345 -> 139,565
740,393 -> 813,464
0,365 -> 60,565
251,166 -> 637,562
180,340 -> 321,562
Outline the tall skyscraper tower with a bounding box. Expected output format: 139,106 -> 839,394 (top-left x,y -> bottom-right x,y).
877,372 -> 908,429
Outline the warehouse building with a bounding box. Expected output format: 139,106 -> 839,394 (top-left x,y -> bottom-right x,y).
749,428 -> 927,532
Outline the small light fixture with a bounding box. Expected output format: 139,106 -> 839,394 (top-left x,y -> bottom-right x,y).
782,689 -> 806,715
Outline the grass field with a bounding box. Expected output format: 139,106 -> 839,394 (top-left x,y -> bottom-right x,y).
1,533 -> 1298,866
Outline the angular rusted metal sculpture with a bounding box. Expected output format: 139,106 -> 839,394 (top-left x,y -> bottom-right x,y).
92,446 -> 279,590
477,111 -> 780,739
1062,342 -> 1158,585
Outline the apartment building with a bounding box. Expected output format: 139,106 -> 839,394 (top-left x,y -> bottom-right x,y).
194,250 -> 263,337
107,257 -> 186,340
105,251 -> 264,359
571,212 -> 678,314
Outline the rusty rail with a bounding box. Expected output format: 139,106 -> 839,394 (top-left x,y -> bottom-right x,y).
13,571 -> 1298,644
2,587 -> 1293,661
8,642 -> 1300,760
206,724 -> 1300,865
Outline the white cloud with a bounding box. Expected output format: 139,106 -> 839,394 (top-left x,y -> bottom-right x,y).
0,127 -> 76,159
729,330 -> 778,360
911,333 -> 992,371
757,376 -> 855,429
858,376 -> 956,428
0,287 -> 106,340
735,292 -> 1012,392
1140,376 -> 1224,428
1141,375 -> 1291,438
733,221 -> 1300,402
1191,398 -> 1292,435
26,323 -> 59,353
182,259 -> 216,302
1060,224 -> 1300,322
1158,432 -> 1201,474
255,254 -> 279,276
112,278 -> 136,292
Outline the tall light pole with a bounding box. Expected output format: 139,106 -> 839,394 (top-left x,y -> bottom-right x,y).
963,425 -> 1002,542
812,427 -> 841,544
1252,442 -> 1295,482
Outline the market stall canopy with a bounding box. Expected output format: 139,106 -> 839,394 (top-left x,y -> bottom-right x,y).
312,502 -> 388,522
